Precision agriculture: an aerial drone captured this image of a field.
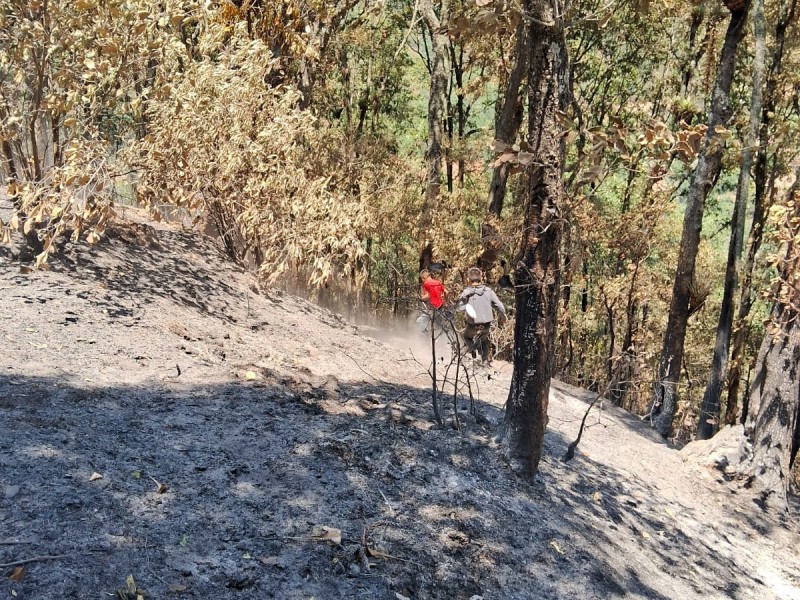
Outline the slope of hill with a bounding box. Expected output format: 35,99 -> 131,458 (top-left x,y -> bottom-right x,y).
1,205 -> 799,599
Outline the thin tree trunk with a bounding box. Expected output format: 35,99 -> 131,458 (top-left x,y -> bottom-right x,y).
451,42 -> 466,189
419,0 -> 449,232
51,118 -> 60,168
726,0 -> 797,425
486,17 -> 528,218
650,4 -> 749,438
682,6 -> 706,95
604,295 -> 615,385
502,0 -> 569,478
697,0 -> 765,440
1,139 -> 18,182
611,261 -> 640,406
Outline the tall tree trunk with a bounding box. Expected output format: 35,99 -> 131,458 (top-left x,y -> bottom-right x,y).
726,0 -> 797,425
611,261 -> 641,406
1,139 -> 18,182
419,0 -> 450,232
51,114 -> 62,168
650,4 -> 749,438
502,0 -> 569,478
450,41 -> 466,189
486,17 -> 528,218
744,176 -> 800,508
697,0 -> 765,440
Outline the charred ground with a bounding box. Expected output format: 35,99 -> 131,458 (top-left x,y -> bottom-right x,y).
1,207 -> 798,599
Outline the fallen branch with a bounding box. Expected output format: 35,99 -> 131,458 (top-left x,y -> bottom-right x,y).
0,554 -> 70,568
0,540 -> 34,545
360,523 -> 411,564
377,487 -> 396,517
342,350 -> 385,383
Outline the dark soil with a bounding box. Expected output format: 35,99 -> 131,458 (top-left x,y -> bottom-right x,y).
1,203 -> 799,600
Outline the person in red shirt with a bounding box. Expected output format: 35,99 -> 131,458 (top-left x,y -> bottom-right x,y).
416,268 -> 449,334
420,268 -> 447,309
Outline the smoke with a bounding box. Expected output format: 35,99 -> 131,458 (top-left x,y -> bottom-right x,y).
358,313 -> 455,367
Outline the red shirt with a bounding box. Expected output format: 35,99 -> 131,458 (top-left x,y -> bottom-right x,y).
423,278 -> 446,309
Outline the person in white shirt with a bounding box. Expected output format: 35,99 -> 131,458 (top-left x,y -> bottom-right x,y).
457,267 -> 506,364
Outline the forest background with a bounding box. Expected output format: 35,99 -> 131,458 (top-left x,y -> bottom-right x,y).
1,0 -> 799,495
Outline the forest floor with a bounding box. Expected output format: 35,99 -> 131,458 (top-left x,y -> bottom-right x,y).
1,200 -> 799,600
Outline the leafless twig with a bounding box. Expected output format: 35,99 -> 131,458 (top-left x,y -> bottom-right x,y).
562,382 -> 612,462
342,350 -> 384,383
0,555 -> 70,568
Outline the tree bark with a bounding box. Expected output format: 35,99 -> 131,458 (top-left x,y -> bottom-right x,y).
650,4 -> 749,438
1,139 -> 18,183
419,0 -> 450,232
697,0 -> 765,440
502,0 -> 569,479
611,261 -> 641,406
726,0 -> 797,425
486,16 -> 528,218
744,176 -> 800,507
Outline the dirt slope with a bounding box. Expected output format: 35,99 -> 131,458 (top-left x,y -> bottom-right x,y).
1,207 -> 799,600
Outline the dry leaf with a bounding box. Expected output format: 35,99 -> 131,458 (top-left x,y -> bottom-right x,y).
591,491 -> 602,503
312,525 -> 342,544
89,472 -> 103,481
148,475 -> 167,493
245,370 -> 258,381
664,507 -> 675,518
9,566 -> 24,582
549,540 -> 565,555
366,546 -> 392,560
641,530 -> 651,539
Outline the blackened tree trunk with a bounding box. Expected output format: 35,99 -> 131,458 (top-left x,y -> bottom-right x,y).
650,4 -> 749,438
697,0 -> 766,440
726,0 -> 797,425
502,0 -> 569,478
486,14 -> 528,219
1,139 -> 18,182
419,0 -> 450,231
745,314 -> 800,507
744,174 -> 800,507
611,261 -> 641,406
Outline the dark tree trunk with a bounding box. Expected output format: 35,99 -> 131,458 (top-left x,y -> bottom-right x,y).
611,262 -> 641,406
744,180 -> 800,507
487,17 -> 528,218
697,0 -> 766,440
681,6 -> 706,94
1,139 -> 18,182
650,5 -> 749,437
449,41 -> 466,189
604,295 -> 615,385
745,314 -> 800,507
51,114 -> 62,168
726,0 -> 797,425
502,0 -> 569,478
419,0 -> 450,231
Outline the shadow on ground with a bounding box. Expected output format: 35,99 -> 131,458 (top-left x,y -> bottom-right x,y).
0,372 -> 787,600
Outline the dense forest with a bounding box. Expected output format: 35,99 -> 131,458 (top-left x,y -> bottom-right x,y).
1,0 -> 799,503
